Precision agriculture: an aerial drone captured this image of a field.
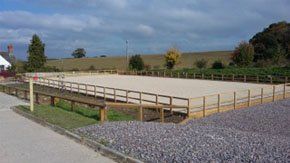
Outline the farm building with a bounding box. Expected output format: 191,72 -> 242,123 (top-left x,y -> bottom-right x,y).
0,44 -> 15,71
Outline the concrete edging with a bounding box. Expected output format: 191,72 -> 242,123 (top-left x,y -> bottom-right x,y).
11,106 -> 142,163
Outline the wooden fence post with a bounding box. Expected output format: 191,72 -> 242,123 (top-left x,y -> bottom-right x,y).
126,90 -> 129,103
283,84 -> 287,99
35,93 -> 39,104
177,72 -> 180,78
272,86 -> 275,102
203,96 -> 206,117
114,89 -> 117,102
202,74 -> 204,79
138,92 -> 143,121
99,107 -> 107,124
232,74 -> 235,81
85,84 -> 88,96
256,76 -> 259,83
270,77 -> 273,84
244,75 -> 246,82
217,94 -> 221,113
103,87 -> 106,100
248,90 -> 251,107
94,86 -> 97,97
185,73 -> 188,79
160,108 -> 164,123
211,74 -> 214,80
169,96 -> 173,115
29,78 -> 34,112
50,96 -> 55,106
261,88 -> 264,104
187,99 -> 190,117
285,77 -> 288,83
193,73 -> 196,79
234,92 -> 237,109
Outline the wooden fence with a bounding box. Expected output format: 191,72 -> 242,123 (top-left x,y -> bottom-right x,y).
32,76 -> 290,120
0,83 -> 183,123
34,77 -> 190,114
119,70 -> 289,84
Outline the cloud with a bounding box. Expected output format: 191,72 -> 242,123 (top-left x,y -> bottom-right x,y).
0,11 -> 102,32
136,24 -> 155,36
0,0 -> 290,59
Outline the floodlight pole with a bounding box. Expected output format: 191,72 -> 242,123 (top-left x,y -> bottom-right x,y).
126,40 -> 129,69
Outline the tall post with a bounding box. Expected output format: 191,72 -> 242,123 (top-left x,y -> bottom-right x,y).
29,78 -> 34,112
126,40 -> 129,70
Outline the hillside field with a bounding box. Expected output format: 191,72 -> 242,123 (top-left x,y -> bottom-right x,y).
46,51 -> 232,71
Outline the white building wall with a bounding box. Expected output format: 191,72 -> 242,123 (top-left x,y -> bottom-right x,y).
0,55 -> 11,70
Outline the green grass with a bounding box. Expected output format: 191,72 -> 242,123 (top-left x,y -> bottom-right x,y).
17,100 -> 134,130
46,51 -> 232,71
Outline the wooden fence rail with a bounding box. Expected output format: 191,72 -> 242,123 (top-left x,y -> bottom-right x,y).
118,70 -> 289,84
0,83 -> 184,123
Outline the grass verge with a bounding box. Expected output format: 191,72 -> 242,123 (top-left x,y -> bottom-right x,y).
16,100 -> 134,130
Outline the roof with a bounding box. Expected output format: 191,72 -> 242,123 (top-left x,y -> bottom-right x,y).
0,52 -> 12,63
0,55 -> 11,67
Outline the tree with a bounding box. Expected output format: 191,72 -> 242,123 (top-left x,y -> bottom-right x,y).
250,21 -> 290,62
195,59 -> 207,69
72,48 -> 86,58
129,55 -> 144,70
26,34 -> 46,72
232,41 -> 255,67
212,60 -> 225,69
164,47 -> 181,69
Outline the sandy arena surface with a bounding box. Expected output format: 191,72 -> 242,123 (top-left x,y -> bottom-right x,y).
60,75 -> 270,98
50,74 -> 288,111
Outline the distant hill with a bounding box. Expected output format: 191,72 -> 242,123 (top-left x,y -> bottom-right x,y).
46,51 -> 233,71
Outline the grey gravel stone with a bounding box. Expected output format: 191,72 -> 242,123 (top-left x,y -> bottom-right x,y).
76,100 -> 290,162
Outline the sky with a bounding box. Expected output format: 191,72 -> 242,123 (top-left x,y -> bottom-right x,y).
0,0 -> 289,60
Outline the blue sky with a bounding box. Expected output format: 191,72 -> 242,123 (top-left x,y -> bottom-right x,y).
0,0 -> 289,60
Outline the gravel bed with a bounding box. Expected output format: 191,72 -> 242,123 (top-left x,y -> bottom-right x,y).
76,100 -> 290,162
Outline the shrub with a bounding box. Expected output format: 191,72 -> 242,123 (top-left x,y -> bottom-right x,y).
164,47 -> 181,69
232,41 -> 254,67
195,59 -> 207,69
212,60 -> 225,69
88,65 -> 95,70
129,55 -> 145,71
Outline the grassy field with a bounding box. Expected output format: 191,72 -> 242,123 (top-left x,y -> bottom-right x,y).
17,100 -> 134,130
46,51 -> 232,71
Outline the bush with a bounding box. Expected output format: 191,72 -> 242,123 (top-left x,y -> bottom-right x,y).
164,47 -> 181,69
232,41 -> 254,67
212,60 -> 225,69
88,65 -> 95,70
129,55 -> 145,71
195,59 -> 207,69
